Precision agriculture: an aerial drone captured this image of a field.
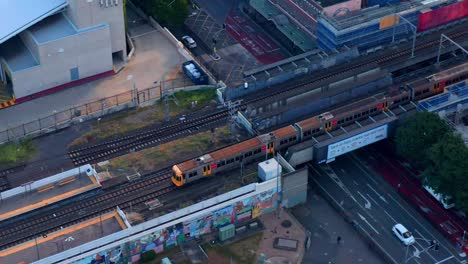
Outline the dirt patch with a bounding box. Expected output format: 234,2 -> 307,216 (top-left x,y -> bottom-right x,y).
204,233 -> 263,264
105,126 -> 231,176
69,89 -> 218,147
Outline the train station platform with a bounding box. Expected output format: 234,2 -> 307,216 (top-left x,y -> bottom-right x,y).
0,165 -> 100,221
0,210 -> 128,264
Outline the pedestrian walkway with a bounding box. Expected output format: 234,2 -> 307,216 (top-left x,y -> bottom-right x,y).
0,210 -> 126,264
0,167 -> 100,221
293,191 -> 385,264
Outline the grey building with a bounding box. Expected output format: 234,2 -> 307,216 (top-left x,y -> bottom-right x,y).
0,0 -> 126,105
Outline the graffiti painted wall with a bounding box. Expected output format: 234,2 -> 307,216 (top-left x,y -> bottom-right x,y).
73,187 -> 278,264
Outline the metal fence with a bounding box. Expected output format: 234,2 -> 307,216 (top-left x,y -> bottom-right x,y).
0,78 -> 195,144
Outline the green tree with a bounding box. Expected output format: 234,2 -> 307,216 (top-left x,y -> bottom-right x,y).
137,0 -> 188,27
424,133 -> 468,211
395,112 -> 451,167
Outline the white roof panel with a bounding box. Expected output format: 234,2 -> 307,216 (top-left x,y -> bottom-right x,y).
0,0 -> 68,44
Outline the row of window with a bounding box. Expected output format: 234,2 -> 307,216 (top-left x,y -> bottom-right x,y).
280,136 -> 297,145
445,73 -> 468,86
303,128 -> 320,137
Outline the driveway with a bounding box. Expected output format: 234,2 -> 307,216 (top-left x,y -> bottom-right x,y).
0,6 -> 183,130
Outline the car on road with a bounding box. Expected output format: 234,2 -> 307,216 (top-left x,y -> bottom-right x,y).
392,224 -> 415,246
181,36 -> 197,49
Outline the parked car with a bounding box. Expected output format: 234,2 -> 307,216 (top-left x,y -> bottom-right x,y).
392,224 -> 415,246
181,36 -> 197,49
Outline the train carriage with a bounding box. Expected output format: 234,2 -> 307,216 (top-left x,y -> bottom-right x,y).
172,137 -> 266,187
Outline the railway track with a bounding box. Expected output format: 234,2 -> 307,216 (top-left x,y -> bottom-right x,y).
0,169 -> 175,249
3,27 -> 467,251
68,27 -> 468,166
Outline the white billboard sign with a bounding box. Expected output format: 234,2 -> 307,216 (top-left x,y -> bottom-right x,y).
327,125 -> 388,160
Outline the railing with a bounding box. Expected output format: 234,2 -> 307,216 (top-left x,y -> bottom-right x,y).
0,78 -> 198,144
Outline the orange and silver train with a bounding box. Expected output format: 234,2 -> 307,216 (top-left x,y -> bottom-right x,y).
172,62 -> 468,187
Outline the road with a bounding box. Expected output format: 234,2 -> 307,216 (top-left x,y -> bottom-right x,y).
309,153 -> 465,264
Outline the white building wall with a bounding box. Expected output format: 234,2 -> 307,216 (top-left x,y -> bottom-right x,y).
66,0 -> 126,55
18,31 -> 40,63
10,26 -> 113,98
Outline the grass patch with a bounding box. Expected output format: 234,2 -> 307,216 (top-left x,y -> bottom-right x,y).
204,233 -> 263,264
70,88 -> 218,147
108,126 -> 230,173
0,139 -> 36,167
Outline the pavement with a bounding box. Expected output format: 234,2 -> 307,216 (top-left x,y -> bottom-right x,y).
0,6 -> 183,130
309,153 -> 464,264
293,190 -> 384,264
257,208 -> 306,264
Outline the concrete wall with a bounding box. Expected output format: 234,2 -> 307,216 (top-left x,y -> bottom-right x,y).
19,31 -> 40,63
66,0 -> 126,55
35,179 -> 280,264
282,168 -> 308,208
11,26 -> 113,98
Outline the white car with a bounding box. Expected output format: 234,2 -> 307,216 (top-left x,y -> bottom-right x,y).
392,224 -> 415,246
181,36 -> 197,49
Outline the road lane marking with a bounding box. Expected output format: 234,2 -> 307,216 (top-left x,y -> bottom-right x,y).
388,195 -> 462,261
358,213 -> 380,235
383,210 -> 398,224
347,153 -> 380,186
434,255 -> 455,264
366,183 -> 389,204
357,191 -> 372,209
130,30 -> 159,39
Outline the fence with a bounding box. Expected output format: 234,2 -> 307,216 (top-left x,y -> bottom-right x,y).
0,78 -> 205,145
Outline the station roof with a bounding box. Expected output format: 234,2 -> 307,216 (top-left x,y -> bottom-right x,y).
0,0 -> 68,44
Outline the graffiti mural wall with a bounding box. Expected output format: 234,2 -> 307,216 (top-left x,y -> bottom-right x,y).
73,187 -> 278,264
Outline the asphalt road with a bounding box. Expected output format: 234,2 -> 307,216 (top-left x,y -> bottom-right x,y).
193,0 -> 240,24
309,153 -> 465,264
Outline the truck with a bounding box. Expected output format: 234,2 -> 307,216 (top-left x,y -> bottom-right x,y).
182,61 -> 208,85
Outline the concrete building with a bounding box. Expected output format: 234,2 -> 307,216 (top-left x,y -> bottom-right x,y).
316,0 -> 463,53
0,0 -> 126,107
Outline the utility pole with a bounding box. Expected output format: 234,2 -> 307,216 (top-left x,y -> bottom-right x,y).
394,14 -> 417,58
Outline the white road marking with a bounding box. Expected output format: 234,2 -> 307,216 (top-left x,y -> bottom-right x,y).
434,256 -> 455,264
388,195 -> 461,261
308,164 -> 398,264
358,213 -> 380,235
353,180 -> 359,186
347,154 -> 380,185
366,183 -> 389,204
383,210 -> 398,224
357,191 -> 372,209
130,30 -> 158,39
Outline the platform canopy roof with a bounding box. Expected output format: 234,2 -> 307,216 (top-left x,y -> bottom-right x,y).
0,0 -> 68,44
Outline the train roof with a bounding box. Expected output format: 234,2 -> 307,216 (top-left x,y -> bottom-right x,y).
210,137 -> 262,160
428,61 -> 468,82
296,116 -> 321,130
271,125 -> 297,138
176,159 -> 198,172
408,61 -> 468,87
329,97 -> 379,116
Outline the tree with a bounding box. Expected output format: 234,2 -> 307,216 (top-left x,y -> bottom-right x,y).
136,0 -> 189,27
424,133 -> 468,212
395,112 -> 451,168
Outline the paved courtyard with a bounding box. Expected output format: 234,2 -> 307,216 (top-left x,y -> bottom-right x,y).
0,6 -> 183,130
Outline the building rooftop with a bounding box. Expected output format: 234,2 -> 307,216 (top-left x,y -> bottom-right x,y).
0,36 -> 38,72
0,0 -> 68,44
320,0 -> 453,30
29,13 -> 77,44
250,0 -> 317,51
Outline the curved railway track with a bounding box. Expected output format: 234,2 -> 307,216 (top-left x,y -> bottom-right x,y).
0,169 -> 174,249
68,28 -> 468,166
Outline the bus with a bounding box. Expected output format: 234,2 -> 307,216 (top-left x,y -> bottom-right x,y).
423,185 -> 455,209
